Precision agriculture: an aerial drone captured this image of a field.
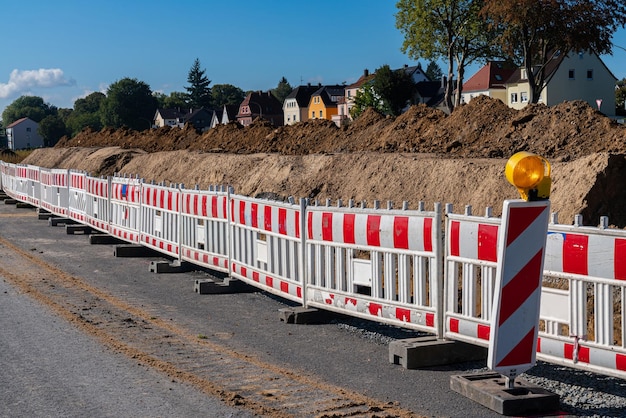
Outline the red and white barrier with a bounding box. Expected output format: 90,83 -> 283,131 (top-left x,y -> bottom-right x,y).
139,182 -> 180,258
229,195 -> 304,303
84,175 -> 110,233
305,203 -> 442,335
109,176 -> 142,243
39,168 -> 69,216
179,187 -> 230,272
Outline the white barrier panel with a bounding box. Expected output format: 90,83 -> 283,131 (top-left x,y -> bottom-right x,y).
14,165 -> 40,206
305,202 -> 443,335
85,175 -> 110,233
1,163 -> 17,199
39,168 -> 69,217
68,170 -> 87,223
180,186 -> 230,273
140,182 -> 180,258
230,195 -> 304,303
110,175 -> 142,243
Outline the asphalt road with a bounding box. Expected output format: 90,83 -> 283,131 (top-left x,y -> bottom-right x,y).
0,201 -> 507,417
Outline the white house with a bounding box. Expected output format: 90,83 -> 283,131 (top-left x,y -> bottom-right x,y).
6,117 -> 44,150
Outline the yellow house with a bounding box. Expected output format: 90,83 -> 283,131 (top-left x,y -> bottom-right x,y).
308,85 -> 345,121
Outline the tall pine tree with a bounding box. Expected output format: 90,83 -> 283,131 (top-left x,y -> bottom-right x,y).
185,58 -> 212,109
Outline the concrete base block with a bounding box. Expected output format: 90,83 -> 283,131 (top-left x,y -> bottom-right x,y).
16,202 -> 35,209
38,212 -> 54,220
0,193 -> 9,200
278,307 -> 332,324
4,199 -> 17,205
450,372 -> 560,416
66,224 -> 93,235
149,260 -> 193,273
194,277 -> 251,294
389,337 -> 487,369
113,245 -> 161,258
48,217 -> 78,226
89,234 -> 125,245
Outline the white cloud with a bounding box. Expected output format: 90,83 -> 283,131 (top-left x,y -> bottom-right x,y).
0,68 -> 75,99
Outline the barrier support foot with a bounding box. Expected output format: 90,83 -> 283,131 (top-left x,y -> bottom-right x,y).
450,372 -> 560,416
89,234 -> 125,245
113,245 -> 162,258
389,336 -> 487,369
66,224 -> 93,235
4,199 -> 17,205
149,260 -> 193,273
0,192 -> 8,200
48,217 -> 78,227
278,307 -> 333,324
38,210 -> 54,220
16,202 -> 35,209
194,277 -> 252,294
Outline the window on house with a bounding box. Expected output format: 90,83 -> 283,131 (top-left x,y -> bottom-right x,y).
312,111 -> 315,118
26,127 -> 31,132
320,110 -> 323,118
587,70 -> 593,80
511,93 -> 518,103
495,75 -> 502,81
569,69 -> 575,79
521,92 -> 528,103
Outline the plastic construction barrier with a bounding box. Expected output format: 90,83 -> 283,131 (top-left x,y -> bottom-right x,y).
68,170 -> 87,223
1,163 -> 17,199
305,201 -> 443,335
39,168 -> 69,217
84,175 -> 110,233
140,182 -> 181,258
13,164 -> 41,207
229,195 -> 304,303
109,175 -> 142,244
179,186 -> 230,273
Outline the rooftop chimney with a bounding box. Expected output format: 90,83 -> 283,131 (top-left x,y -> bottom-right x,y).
364,69 -> 369,76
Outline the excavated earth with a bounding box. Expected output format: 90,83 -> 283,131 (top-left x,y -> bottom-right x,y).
24,95 -> 626,227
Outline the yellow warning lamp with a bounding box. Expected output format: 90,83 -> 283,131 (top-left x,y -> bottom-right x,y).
505,152 -> 551,201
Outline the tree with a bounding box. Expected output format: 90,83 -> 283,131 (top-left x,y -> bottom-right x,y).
154,91 -> 189,109
64,92 -> 106,136
2,96 -> 57,126
396,0 -> 498,111
100,78 -> 158,130
371,65 -> 416,116
211,84 -> 245,107
38,115 -> 67,147
482,0 -> 626,104
617,78 -> 626,117
185,58 -> 212,109
425,60 -> 443,81
271,77 -> 293,104
350,83 -> 385,119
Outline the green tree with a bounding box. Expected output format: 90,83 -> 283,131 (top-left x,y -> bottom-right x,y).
425,60 -> 443,81
396,0 -> 498,112
185,58 -> 212,108
100,78 -> 158,130
154,91 -> 189,109
211,84 -> 245,106
271,77 -> 293,104
350,83 -> 385,119
482,0 -> 626,104
64,92 -> 105,136
372,64 -> 416,116
38,115 -> 67,146
617,78 -> 626,117
2,96 -> 57,125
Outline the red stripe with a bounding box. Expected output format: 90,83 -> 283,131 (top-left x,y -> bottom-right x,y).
617,354 -> 626,371
322,212 -> 333,241
264,205 -> 272,231
280,281 -> 289,293
423,218 -> 433,252
499,248 -> 543,326
615,239 -> 626,280
343,213 -> 355,244
563,234 -> 588,275
496,327 -> 535,367
252,271 -> 260,282
478,324 -> 491,340
239,201 -> 246,226
564,343 -> 590,363
393,216 -> 409,249
478,224 -> 498,262
450,221 -> 460,256
450,318 -> 459,333
368,302 -> 382,316
507,206 -> 546,246
396,307 -> 411,322
307,212 -> 313,239
266,276 -> 273,288
278,208 -> 287,235
222,197 -> 227,220
366,215 -> 381,246
295,211 -> 300,239
251,203 -> 259,228
166,191 -> 172,211
211,196 -> 217,218
426,313 -> 434,327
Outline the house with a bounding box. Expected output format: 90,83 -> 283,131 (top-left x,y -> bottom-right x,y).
463,52 -> 617,116
6,117 -> 44,150
460,61 -> 517,105
221,105 -> 239,124
283,84 -> 321,125
153,108 -> 213,131
237,91 -> 284,127
337,69 -> 376,123
415,79 -> 447,111
308,85 -> 345,125
402,64 -> 430,84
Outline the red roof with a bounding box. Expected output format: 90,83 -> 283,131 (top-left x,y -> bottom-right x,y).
6,117 -> 30,128
463,61 -> 517,92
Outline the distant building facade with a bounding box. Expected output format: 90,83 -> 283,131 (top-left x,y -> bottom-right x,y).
6,117 -> 44,150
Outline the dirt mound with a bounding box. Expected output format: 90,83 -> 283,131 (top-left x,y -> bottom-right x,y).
55,96 -> 626,159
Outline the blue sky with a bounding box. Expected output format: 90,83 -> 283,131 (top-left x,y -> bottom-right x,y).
2,1 -> 626,119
